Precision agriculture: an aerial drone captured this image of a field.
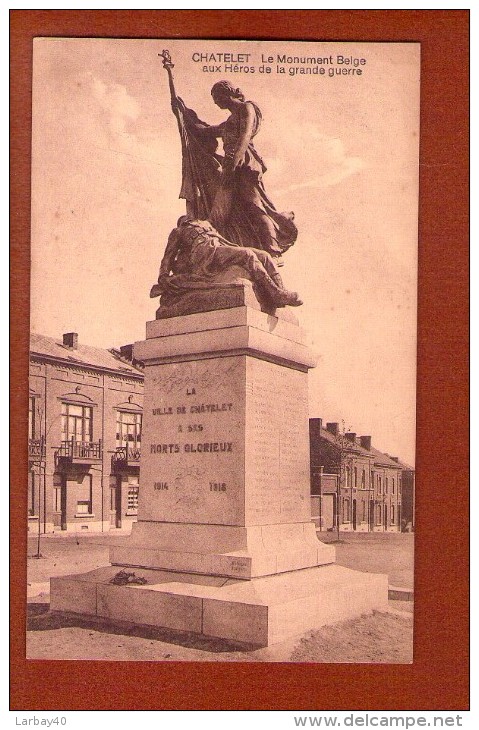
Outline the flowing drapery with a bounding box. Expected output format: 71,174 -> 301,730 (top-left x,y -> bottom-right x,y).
171,98 -> 297,256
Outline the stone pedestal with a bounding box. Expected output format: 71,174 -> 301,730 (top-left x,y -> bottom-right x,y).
111,296 -> 335,578
50,285 -> 388,647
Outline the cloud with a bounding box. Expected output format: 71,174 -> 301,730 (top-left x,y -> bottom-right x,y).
260,117 -> 365,196
86,72 -> 141,137
275,151 -> 364,194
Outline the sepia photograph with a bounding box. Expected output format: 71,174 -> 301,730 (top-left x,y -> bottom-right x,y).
24,37 -> 421,664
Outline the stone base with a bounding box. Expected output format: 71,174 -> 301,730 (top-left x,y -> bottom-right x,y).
156,277 -> 299,322
50,564 -> 389,647
28,518 -> 55,534
110,521 -> 336,580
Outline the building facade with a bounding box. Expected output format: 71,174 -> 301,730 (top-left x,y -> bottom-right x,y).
28,332 -> 144,533
28,333 -> 414,536
392,457 -> 416,530
309,418 -> 404,532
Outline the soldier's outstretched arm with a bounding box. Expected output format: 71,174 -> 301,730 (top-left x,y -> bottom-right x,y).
150,228 -> 182,298
158,228 -> 181,280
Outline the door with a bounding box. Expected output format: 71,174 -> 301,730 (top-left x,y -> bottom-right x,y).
60,476 -> 67,530
109,483 -> 117,527
322,494 -> 335,531
110,476 -> 122,528
369,500 -> 374,531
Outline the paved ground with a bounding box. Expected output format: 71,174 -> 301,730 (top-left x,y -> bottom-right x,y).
320,531 -> 414,588
26,529 -> 414,662
27,532 -> 112,597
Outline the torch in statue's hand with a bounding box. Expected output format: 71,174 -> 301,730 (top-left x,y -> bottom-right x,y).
158,50 -> 174,69
158,50 -> 178,108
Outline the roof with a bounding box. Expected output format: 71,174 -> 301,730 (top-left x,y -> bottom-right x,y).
317,426 -> 372,458
368,446 -> 404,469
30,333 -> 143,377
314,422 -> 404,469
385,455 -> 415,471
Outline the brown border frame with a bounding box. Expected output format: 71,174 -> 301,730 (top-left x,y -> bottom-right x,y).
10,10 -> 469,711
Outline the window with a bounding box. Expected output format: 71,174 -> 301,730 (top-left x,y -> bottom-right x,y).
76,474 -> 92,515
345,467 -> 350,489
391,504 -> 395,524
361,469 -> 366,489
378,476 -> 382,495
362,501 -> 366,521
385,477 -> 388,494
127,485 -> 139,513
392,478 -> 395,494
62,403 -> 92,443
354,467 -> 357,489
343,498 -> 350,522
376,504 -> 382,525
127,476 -> 140,515
116,411 -> 142,449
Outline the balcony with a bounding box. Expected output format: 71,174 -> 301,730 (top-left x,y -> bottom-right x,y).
57,439 -> 102,464
112,445 -> 141,468
28,437 -> 45,461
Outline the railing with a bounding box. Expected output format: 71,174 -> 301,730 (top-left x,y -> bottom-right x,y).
28,437 -> 45,459
112,446 -> 141,466
58,439 -> 102,460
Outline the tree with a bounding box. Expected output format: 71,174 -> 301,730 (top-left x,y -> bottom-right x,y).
332,420 -> 355,541
29,401 -> 62,557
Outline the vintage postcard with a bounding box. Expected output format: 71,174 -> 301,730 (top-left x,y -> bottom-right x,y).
26,38 -> 419,664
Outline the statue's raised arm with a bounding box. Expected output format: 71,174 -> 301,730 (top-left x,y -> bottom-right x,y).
159,50 -> 223,220
158,50 -> 179,111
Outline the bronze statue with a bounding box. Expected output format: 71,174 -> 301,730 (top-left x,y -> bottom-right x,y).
159,50 -> 297,260
150,217 -> 302,309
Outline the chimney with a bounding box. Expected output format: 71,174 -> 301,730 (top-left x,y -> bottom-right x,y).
326,422 -> 339,437
120,344 -> 134,362
360,435 -> 372,450
345,432 -> 357,443
63,332 -> 78,349
391,456 -> 399,463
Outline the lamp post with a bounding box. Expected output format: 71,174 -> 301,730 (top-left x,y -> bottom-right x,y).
337,456 -> 343,541
32,436 -> 45,559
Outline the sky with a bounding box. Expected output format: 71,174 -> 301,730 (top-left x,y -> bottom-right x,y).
30,39 -> 420,465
